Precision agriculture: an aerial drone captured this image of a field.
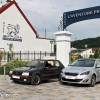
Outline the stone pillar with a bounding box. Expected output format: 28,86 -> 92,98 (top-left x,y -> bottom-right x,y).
54,31 -> 72,67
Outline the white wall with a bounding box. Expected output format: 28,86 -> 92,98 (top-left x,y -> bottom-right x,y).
54,31 -> 72,67
0,4 -> 52,52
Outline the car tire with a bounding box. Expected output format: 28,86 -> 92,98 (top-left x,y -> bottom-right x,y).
13,80 -> 18,83
31,75 -> 41,85
89,75 -> 96,87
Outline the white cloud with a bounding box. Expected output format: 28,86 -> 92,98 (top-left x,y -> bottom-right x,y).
68,19 -> 100,40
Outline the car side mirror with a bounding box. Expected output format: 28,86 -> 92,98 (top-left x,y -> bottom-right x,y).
96,65 -> 100,68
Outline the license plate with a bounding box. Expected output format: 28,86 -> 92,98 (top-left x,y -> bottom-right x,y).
65,76 -> 75,79
12,75 -> 20,79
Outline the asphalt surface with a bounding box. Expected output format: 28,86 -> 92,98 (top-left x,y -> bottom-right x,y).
0,75 -> 100,100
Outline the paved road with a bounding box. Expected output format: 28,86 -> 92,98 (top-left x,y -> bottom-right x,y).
0,75 -> 100,100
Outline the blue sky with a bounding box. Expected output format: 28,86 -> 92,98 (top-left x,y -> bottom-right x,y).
2,0 -> 100,41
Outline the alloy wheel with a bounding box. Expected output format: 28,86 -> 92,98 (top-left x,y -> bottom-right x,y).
31,75 -> 41,85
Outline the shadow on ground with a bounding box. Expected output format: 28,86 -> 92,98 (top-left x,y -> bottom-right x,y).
11,79 -> 59,85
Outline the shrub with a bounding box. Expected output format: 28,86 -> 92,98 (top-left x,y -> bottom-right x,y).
0,60 -> 29,74
94,49 -> 100,58
89,54 -> 94,58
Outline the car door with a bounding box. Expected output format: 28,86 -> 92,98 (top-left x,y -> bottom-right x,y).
95,60 -> 100,82
53,60 -> 64,78
41,60 -> 56,79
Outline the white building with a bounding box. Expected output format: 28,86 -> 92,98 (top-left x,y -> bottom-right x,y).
0,0 -> 53,52
71,48 -> 94,58
80,48 -> 94,58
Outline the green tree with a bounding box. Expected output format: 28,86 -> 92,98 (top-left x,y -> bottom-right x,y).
71,37 -> 100,49
89,54 -> 94,58
94,49 -> 100,58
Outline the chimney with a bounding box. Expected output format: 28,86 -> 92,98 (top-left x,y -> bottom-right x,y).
6,0 -> 11,2
0,0 -> 2,8
6,0 -> 13,3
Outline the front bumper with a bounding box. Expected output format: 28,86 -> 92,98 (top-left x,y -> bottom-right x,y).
9,74 -> 32,83
60,73 -> 91,84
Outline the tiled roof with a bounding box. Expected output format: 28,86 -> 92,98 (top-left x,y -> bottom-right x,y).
92,48 -> 100,52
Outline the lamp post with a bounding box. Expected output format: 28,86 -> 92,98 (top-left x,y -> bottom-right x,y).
85,44 -> 88,58
50,39 -> 54,54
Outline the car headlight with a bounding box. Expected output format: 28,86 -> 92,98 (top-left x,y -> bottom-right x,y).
80,71 -> 90,75
22,72 -> 29,76
9,70 -> 13,74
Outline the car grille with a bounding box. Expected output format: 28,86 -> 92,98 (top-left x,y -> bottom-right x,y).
62,78 -> 82,82
65,72 -> 78,76
13,71 -> 22,75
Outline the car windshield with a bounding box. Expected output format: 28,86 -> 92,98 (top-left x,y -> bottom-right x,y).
71,59 -> 95,67
26,60 -> 39,67
26,60 -> 45,68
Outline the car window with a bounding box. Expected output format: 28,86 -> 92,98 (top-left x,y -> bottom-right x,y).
71,59 -> 95,67
45,61 -> 53,68
37,61 -> 45,67
26,60 -> 45,68
26,60 -> 39,67
96,60 -> 100,68
48,61 -> 54,66
54,61 -> 61,68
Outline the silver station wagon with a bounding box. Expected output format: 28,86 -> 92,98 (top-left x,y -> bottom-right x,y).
59,58 -> 100,87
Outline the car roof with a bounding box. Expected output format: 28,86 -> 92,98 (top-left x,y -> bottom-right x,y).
78,58 -> 100,60
32,59 -> 59,61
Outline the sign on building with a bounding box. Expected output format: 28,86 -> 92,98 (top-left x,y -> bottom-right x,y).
63,6 -> 100,30
2,22 -> 22,42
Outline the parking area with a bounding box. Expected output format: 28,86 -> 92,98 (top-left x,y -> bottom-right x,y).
0,75 -> 100,100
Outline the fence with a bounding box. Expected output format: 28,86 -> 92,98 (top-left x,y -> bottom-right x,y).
2,51 -> 51,62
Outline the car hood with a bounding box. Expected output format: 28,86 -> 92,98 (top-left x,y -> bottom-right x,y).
63,66 -> 93,74
13,66 -> 38,72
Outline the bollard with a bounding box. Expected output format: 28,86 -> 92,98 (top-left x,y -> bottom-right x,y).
0,56 -> 2,67
4,66 -> 6,80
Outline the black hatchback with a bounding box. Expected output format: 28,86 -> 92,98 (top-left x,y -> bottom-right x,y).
9,59 -> 64,85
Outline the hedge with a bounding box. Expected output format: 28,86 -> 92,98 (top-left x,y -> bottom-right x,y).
0,60 -> 29,74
